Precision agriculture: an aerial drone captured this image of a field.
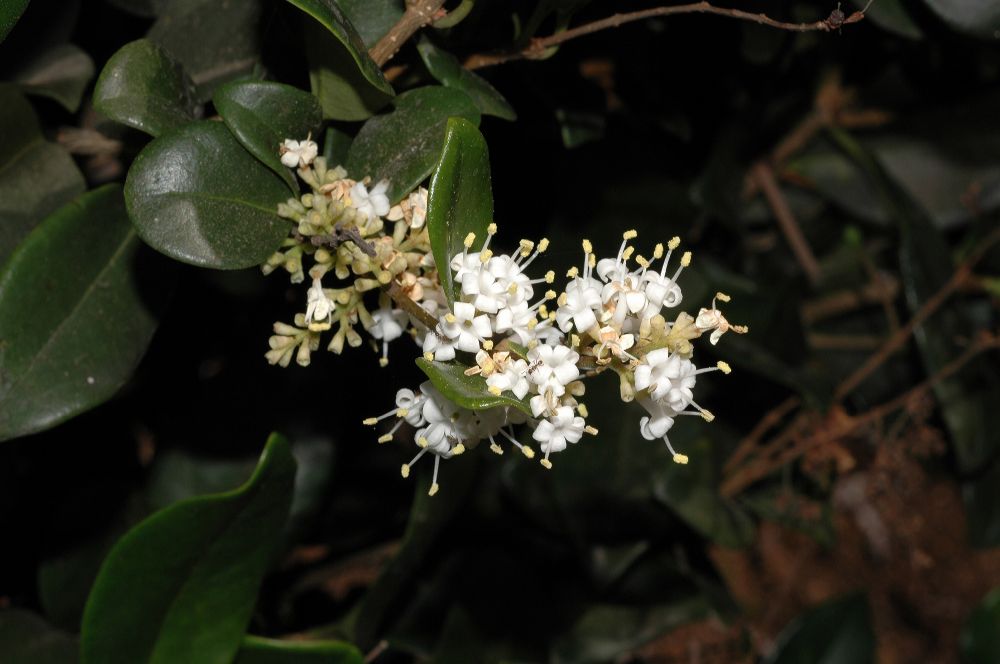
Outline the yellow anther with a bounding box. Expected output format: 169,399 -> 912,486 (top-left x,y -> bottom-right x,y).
487,222 -> 497,235
715,292 -> 731,302
397,408 -> 409,417
584,425 -> 599,435
681,251 -> 692,267
452,443 -> 466,455
379,357 -> 389,367
571,334 -> 580,348
635,255 -> 650,268
428,482 -> 439,496
483,339 -> 494,350
667,236 -> 681,250
622,246 -> 635,260
539,305 -> 549,318
566,266 -> 579,278
527,318 -> 538,330
653,243 -> 664,259
588,254 -> 596,268
423,352 -> 434,361
700,409 -> 715,422
547,311 -> 556,322
508,283 -> 519,295
479,248 -> 493,263
490,442 -> 503,455
537,238 -> 550,252
444,313 -> 456,324
557,292 -> 568,307
717,361 -> 732,374
522,446 -> 536,459
672,453 -> 689,465
401,464 -> 410,478
545,289 -> 556,300
582,239 -> 593,254
377,434 -> 393,444
519,239 -> 535,256
623,229 -> 638,240
417,436 -> 429,448
463,232 -> 476,248
488,386 -> 502,396
363,417 -> 378,426
540,458 -> 553,469
545,270 -> 555,283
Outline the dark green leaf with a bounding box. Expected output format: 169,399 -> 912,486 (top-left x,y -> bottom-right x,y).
234,635 -> 363,664
764,593 -> 874,664
0,185 -> 169,441
14,43 -> 94,112
426,117 -> 493,304
148,0 -> 263,100
555,109 -> 605,149
852,0 -> 922,39
104,0 -> 169,17
416,38 -> 516,121
93,39 -> 198,137
305,19 -> 393,121
960,587 -> 1000,664
0,0 -> 29,43
323,126 -> 352,166
346,86 -> 480,204
922,0 -> 1000,38
416,358 -> 531,416
0,609 -> 78,664
338,0 -> 403,47
214,80 -> 323,193
285,0 -> 393,96
80,434 -> 297,664
0,84 -> 85,264
125,120 -> 291,269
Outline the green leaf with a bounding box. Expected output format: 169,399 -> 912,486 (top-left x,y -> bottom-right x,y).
124,120 -> 291,269
305,19 -> 393,121
0,185 -> 169,442
337,0 -> 402,47
285,0 -> 393,96
93,39 -> 198,137
961,587 -> 1000,664
323,126 -> 352,166
0,609 -> 78,664
0,84 -> 85,264
213,80 -> 323,193
426,117 -> 493,304
764,593 -> 874,664
0,0 -> 29,43
416,38 -> 516,121
555,108 -> 606,149
852,0 -> 922,39
346,86 -> 480,204
922,0 -> 1000,38
148,0 -> 263,100
234,635 -> 363,664
416,358 -> 531,416
80,434 -> 297,664
14,43 -> 94,112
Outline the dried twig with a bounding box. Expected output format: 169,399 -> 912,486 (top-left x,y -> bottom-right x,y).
369,0 -> 447,67
750,162 -> 822,286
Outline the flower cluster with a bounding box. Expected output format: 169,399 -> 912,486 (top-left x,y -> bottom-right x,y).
266,137 -> 747,496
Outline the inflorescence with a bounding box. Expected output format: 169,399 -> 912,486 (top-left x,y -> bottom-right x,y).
265,137 -> 748,495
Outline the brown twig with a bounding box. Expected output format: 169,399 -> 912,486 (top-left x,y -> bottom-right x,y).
465,2 -> 865,70
800,274 -> 900,325
750,162 -> 822,286
369,0 -> 447,67
724,396 -> 801,474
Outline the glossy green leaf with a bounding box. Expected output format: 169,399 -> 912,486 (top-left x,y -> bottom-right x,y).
416,358 -> 531,416
80,434 -> 297,664
346,86 -> 480,204
323,126 -> 352,166
0,185 -> 169,441
305,19 -> 393,121
764,593 -> 874,664
922,0 -> 1000,38
285,0 -> 393,96
14,43 -> 94,112
0,84 -> 85,264
148,0 -> 263,100
213,80 -> 322,193
416,38 -> 516,121
852,0 -> 922,39
426,117 -> 493,304
338,0 -> 403,47
93,39 -> 197,137
234,635 -> 362,664
0,0 -> 29,43
125,120 -> 291,269
961,587 -> 1000,664
0,609 -> 78,664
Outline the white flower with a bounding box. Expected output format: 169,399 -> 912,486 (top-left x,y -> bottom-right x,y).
633,348 -> 696,411
460,263 -> 507,314
486,358 -> 530,399
351,180 -> 391,220
422,323 -> 460,361
369,304 -> 408,365
493,301 -> 537,345
395,388 -> 427,426
280,138 -> 318,168
637,398 -> 675,441
486,254 -> 533,307
532,406 -> 586,465
304,277 -> 335,331
526,343 -> 580,396
439,302 -> 492,353
556,276 -> 602,333
595,325 -> 636,362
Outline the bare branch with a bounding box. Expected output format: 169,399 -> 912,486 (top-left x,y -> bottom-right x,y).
369,0 -> 447,67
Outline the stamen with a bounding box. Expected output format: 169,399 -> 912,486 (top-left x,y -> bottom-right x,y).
429,455 -> 441,495
577,403 -> 589,417
717,361 -> 732,374
518,239 -> 535,257
653,243 -> 664,260
623,229 -> 638,240
566,266 -> 579,278
584,425 -> 599,435
452,443 -> 466,455
463,232 -> 476,249
662,435 -> 688,464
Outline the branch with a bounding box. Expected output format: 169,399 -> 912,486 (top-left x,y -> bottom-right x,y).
465,2 -> 865,70
751,162 -> 822,286
369,0 -> 447,67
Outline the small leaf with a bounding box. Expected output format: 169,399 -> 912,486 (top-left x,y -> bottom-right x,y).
416,38 -> 516,121
922,0 -> 1000,38
0,185 -> 170,442
285,0 -> 393,96
14,43 -> 95,112
0,84 -> 85,264
555,108 -> 605,149
0,0 -> 29,43
416,358 -> 532,416
960,587 -> 1000,664
125,120 -> 291,269
346,86 -> 480,204
0,609 -> 78,664
426,117 -> 493,304
234,635 -> 363,664
337,0 -> 403,47
305,19 -> 393,121
764,593 -> 874,664
93,39 -> 197,137
213,80 -> 322,193
80,434 -> 297,664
